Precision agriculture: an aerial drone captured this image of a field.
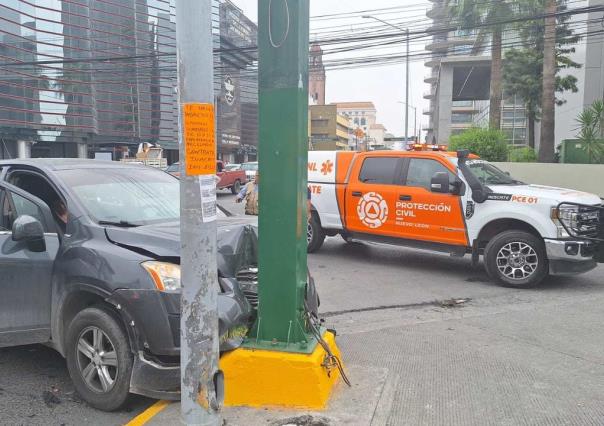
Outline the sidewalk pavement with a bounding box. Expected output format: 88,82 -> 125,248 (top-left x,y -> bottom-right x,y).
141,291 -> 604,426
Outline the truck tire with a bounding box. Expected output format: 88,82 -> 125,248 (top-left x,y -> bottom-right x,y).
231,180 -> 241,195
307,212 -> 325,253
484,230 -> 548,288
65,307 -> 133,411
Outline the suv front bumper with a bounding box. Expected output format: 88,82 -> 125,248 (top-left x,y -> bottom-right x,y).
130,351 -> 180,400
544,239 -> 597,275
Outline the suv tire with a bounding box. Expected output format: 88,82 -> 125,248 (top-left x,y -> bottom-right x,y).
484,230 -> 548,288
231,180 -> 241,195
307,212 -> 325,253
65,307 -> 133,411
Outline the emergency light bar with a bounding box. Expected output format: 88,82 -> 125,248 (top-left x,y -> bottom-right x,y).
409,144 -> 448,152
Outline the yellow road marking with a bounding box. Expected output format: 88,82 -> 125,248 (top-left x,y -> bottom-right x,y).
124,400 -> 171,426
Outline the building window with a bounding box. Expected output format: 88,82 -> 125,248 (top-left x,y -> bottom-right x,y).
451,112 -> 473,124
452,100 -> 473,107
361,118 -> 366,126
354,118 -> 359,125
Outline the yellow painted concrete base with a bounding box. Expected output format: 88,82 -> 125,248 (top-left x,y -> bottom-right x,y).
220,331 -> 343,409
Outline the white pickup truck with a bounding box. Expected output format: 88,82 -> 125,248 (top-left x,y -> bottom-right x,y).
308,149 -> 603,288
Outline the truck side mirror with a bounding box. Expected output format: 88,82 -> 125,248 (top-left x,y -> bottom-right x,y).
12,215 -> 46,252
430,172 -> 450,194
451,179 -> 465,196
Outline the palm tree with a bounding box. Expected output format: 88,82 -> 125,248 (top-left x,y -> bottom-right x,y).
503,0 -> 580,149
450,0 -> 515,130
576,100 -> 604,163
539,0 -> 558,162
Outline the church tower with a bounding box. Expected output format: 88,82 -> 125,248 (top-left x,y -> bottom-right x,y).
309,43 -> 326,105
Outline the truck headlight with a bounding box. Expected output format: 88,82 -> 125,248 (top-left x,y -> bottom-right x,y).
142,261 -> 181,291
551,206 -> 579,238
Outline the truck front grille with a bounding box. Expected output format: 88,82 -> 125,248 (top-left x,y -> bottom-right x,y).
575,205 -> 602,238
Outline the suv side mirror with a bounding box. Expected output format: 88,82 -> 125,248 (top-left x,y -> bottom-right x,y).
430,172 -> 450,194
12,215 -> 46,252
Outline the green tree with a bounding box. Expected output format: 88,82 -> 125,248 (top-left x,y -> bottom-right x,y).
450,0 -> 515,130
575,100 -> 604,163
449,128 -> 509,161
503,0 -> 580,150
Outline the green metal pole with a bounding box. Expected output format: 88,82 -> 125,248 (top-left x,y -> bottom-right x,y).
246,0 -> 314,353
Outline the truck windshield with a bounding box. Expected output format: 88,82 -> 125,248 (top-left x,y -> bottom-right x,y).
241,163 -> 258,171
57,167 -> 180,226
465,160 -> 523,185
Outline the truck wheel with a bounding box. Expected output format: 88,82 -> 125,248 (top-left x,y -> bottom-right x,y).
484,231 -> 548,288
231,180 -> 241,195
307,212 -> 325,253
65,307 -> 133,411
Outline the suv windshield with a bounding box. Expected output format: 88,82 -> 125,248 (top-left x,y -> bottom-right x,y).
466,160 -> 523,185
58,167 -> 180,225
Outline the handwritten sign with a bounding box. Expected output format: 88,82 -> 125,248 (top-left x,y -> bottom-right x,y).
183,103 -> 216,176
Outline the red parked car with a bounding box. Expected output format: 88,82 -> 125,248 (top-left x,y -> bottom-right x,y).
166,161 -> 247,194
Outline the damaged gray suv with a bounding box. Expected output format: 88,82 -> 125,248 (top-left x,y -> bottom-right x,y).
0,159 -> 257,411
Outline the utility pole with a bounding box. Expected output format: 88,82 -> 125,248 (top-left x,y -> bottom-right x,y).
405,28 -> 410,143
399,101 -> 417,141
176,1 -> 221,425
249,0 -> 313,351
220,1 -> 344,407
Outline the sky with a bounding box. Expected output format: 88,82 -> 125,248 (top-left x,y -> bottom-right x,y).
231,0 -> 431,139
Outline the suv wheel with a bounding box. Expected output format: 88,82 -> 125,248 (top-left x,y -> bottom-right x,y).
307,212 -> 325,253
231,180 -> 241,194
66,307 -> 133,411
484,231 -> 548,288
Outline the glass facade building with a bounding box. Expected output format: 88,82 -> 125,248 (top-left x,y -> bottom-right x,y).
0,0 -> 257,161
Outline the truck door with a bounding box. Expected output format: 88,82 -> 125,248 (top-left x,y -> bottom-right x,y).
0,184 -> 59,347
397,157 -> 468,246
345,156 -> 403,237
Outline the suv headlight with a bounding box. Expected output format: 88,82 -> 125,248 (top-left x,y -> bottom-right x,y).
142,261 -> 181,291
551,206 -> 579,238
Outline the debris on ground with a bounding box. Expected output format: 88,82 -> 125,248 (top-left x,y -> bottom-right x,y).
42,390 -> 61,407
439,298 -> 470,308
271,415 -> 331,426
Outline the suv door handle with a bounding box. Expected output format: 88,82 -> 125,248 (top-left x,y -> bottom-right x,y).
399,195 -> 412,201
352,191 -> 362,197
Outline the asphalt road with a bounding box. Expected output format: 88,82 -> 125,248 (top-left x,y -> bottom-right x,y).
1,192 -> 603,425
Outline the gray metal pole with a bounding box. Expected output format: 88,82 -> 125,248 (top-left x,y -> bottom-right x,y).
405,28 -> 410,143
176,1 -> 221,425
413,107 -> 417,141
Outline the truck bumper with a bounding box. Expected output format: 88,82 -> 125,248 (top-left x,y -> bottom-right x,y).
544,239 -> 598,276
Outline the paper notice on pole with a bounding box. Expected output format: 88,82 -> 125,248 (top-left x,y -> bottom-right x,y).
183,103 -> 216,176
199,175 -> 217,223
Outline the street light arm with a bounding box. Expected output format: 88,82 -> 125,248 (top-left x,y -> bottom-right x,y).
361,15 -> 407,33
398,101 -> 417,112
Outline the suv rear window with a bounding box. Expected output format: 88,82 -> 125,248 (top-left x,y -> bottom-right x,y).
359,157 -> 399,185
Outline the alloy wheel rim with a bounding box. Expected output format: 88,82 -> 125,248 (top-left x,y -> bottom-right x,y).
76,326 -> 118,393
496,241 -> 539,280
